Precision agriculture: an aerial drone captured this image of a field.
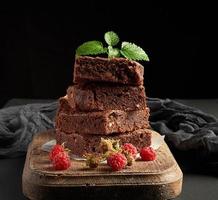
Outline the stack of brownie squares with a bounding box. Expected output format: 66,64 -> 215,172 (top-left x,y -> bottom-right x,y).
56,56 -> 152,156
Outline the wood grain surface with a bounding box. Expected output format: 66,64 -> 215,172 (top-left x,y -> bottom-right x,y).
22,130 -> 183,200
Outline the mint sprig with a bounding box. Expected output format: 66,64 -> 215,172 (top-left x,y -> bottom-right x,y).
120,42 -> 149,61
76,41 -> 107,56
76,31 -> 149,61
108,46 -> 120,58
104,31 -> 119,46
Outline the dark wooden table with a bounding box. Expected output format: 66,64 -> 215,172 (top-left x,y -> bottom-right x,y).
0,99 -> 218,200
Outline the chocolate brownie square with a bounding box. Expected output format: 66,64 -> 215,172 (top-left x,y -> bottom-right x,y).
56,128 -> 152,156
67,84 -> 147,111
73,56 -> 144,85
56,108 -> 150,135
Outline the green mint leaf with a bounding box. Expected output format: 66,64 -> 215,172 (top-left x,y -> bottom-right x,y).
120,42 -> 149,61
104,31 -> 119,46
76,41 -> 107,56
108,46 -> 120,58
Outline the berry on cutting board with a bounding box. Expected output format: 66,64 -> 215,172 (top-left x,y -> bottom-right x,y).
122,143 -> 138,158
52,151 -> 71,170
49,144 -> 65,161
107,152 -> 127,171
140,146 -> 156,161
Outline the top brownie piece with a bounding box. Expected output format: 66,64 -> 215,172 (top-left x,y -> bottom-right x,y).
73,56 -> 144,85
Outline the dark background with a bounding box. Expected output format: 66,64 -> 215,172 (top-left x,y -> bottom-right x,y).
0,3 -> 217,107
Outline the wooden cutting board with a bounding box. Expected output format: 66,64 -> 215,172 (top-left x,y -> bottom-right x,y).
22,130 -> 183,200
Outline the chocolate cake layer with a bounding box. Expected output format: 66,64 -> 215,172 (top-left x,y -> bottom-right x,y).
74,56 -> 144,85
67,84 -> 147,111
56,128 -> 152,156
56,108 -> 150,135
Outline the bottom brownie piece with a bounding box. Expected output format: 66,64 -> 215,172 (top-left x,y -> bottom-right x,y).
56,129 -> 152,156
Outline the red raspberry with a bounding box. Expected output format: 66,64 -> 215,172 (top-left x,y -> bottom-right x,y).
140,147 -> 156,161
122,143 -> 138,158
107,153 -> 127,171
52,152 -> 71,170
49,144 -> 65,161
